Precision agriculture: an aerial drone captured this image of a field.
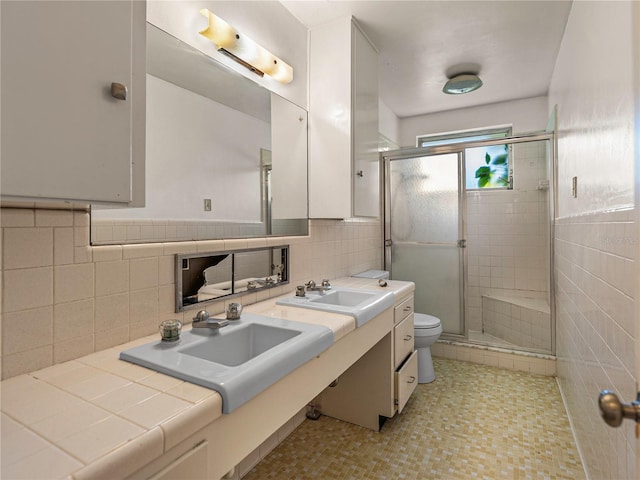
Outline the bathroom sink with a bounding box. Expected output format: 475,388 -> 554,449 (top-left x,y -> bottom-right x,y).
309,289 -> 379,307
119,313 -> 334,413
276,287 -> 395,327
180,323 -> 300,367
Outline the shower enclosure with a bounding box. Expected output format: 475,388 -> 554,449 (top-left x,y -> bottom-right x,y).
383,132 -> 555,355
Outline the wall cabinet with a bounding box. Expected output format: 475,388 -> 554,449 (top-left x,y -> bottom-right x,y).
309,17 -> 379,218
0,0 -> 145,206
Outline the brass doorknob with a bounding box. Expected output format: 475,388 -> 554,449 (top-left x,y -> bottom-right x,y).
599,390 -> 640,427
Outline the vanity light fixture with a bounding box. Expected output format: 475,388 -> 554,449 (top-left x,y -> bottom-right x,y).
199,9 -> 293,84
442,73 -> 483,94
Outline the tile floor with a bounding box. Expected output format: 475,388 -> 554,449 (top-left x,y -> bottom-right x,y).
244,358 -> 585,479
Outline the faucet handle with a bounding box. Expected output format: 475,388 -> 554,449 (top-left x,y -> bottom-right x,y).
321,279 -> 331,288
305,280 -> 316,289
225,302 -> 242,320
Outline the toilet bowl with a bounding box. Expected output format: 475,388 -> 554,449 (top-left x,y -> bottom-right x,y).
414,313 -> 442,383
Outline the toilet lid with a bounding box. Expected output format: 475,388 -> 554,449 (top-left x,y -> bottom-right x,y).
414,313 -> 441,329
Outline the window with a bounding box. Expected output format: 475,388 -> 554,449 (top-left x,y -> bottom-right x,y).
417,126 -> 512,190
465,144 -> 510,189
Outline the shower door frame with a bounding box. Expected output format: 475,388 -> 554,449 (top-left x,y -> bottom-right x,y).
382,130 -> 557,355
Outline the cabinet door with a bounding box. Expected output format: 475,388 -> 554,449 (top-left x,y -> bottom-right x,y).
308,17 -> 352,219
352,26 -> 379,218
394,314 -> 415,368
1,1 -> 139,204
395,350 -> 418,414
148,441 -> 209,480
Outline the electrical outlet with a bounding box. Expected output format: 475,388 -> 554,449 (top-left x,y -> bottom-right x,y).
204,198 -> 212,211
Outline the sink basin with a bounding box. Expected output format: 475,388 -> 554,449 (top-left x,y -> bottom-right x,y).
276,287 -> 395,327
309,289 -> 379,307
180,323 -> 300,367
119,313 -> 334,413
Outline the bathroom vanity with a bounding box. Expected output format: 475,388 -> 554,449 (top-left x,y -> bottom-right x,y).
130,277 -> 415,479
0,277 -> 414,480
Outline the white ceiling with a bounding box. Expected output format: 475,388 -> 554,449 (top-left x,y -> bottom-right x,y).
281,0 -> 573,119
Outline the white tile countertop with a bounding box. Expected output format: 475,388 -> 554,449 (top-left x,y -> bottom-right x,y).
0,277 -> 413,479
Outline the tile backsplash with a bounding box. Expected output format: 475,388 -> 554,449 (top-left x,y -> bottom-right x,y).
0,208 -> 382,379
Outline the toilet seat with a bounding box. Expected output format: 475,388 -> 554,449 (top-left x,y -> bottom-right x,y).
414,313 -> 441,329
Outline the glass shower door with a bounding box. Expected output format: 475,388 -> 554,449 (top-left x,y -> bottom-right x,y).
386,152 -> 464,335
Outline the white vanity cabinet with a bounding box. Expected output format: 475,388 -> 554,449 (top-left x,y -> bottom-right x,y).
319,293 -> 417,429
0,0 -> 145,206
309,17 -> 379,219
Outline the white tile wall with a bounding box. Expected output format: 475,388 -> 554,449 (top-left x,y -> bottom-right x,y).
0,208 -> 382,379
555,209 -> 636,480
482,296 -> 551,350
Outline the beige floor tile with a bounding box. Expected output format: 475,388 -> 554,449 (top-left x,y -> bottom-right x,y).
243,358 -> 585,480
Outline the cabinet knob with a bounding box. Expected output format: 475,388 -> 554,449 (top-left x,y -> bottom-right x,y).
404,334 -> 412,341
407,376 -> 416,384
403,306 -> 412,312
356,170 -> 364,177
110,82 -> 128,101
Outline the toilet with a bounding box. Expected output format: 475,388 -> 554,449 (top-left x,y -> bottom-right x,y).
414,313 -> 442,383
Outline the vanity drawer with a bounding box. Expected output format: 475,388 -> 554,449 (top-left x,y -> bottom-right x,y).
394,314 -> 414,368
394,295 -> 414,324
395,350 -> 418,414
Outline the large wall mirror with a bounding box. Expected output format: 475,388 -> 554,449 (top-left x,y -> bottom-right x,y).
91,23 -> 308,245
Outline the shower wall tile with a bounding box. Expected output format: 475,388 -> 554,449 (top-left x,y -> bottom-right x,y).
465,142 -> 550,338
1,208 -> 382,379
431,341 -> 556,375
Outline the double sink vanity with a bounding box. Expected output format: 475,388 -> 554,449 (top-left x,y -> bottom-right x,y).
1,272 -> 415,480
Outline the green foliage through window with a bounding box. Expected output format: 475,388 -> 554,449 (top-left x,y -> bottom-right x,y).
466,144 -> 510,189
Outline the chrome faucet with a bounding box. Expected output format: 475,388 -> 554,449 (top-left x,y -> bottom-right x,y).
305,279 -> 332,292
192,310 -> 229,330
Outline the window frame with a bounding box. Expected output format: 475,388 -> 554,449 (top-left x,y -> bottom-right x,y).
416,126 -> 513,191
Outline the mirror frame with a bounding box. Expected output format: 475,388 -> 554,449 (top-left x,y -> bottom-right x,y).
175,245 -> 290,312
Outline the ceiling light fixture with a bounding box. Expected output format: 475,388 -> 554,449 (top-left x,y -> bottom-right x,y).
442,73 -> 483,95
199,9 -> 293,84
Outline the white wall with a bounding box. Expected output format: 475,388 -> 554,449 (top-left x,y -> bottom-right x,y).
550,4 -> 635,218
147,0 -> 307,110
549,2 -> 637,478
398,96 -> 548,148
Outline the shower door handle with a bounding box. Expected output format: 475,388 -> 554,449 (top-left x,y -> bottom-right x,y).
457,239 -> 466,248
598,390 -> 640,427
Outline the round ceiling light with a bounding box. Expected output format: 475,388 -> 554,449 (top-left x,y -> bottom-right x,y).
442,73 -> 483,95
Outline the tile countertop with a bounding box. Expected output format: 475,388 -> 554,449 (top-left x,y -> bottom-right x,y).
0,277 -> 413,480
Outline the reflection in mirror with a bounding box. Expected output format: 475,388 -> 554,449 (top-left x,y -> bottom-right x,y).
91,23 -> 308,245
177,246 -> 289,312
